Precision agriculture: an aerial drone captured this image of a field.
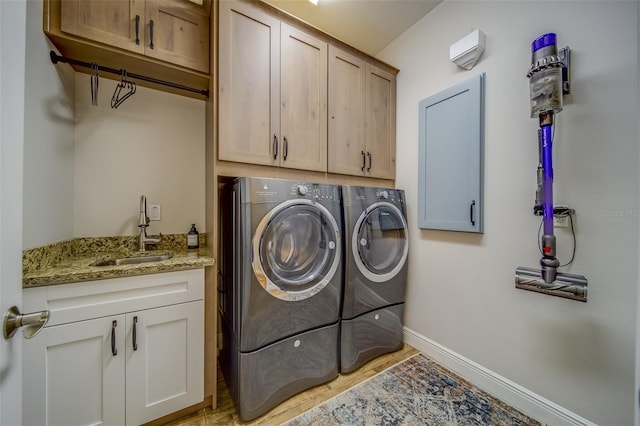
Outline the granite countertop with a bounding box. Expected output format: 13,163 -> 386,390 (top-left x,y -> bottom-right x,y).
23,234 -> 215,288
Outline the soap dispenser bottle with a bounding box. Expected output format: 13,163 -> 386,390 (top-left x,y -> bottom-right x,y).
187,224 -> 199,249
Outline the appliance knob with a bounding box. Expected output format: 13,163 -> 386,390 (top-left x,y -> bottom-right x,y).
378,190 -> 389,199
297,185 -> 308,196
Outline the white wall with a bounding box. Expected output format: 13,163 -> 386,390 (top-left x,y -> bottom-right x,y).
379,1 -> 639,424
22,0 -> 75,249
73,75 -> 206,237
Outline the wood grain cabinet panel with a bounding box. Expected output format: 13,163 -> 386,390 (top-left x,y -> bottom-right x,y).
328,46 -> 366,176
46,0 -> 210,98
280,23 -> 327,172
218,0 -> 327,172
145,0 -> 210,73
328,46 -> 396,179
365,64 -> 396,179
61,0 -> 145,54
218,0 -> 281,167
60,0 -> 209,73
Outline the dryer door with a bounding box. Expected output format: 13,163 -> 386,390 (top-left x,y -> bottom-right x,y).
252,199 -> 341,301
353,202 -> 408,283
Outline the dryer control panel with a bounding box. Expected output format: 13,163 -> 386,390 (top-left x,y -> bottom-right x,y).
289,182 -> 340,202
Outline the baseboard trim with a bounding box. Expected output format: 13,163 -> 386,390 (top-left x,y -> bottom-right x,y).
403,327 -> 596,426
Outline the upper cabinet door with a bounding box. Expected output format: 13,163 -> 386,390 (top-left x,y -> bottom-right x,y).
328,45 -> 366,176
60,0 -> 145,54
280,23 -> 327,172
327,47 -> 396,179
145,0 -> 210,73
365,64 -> 396,180
218,0 -> 281,167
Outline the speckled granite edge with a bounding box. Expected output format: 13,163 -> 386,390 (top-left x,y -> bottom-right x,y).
22,239 -> 78,276
23,233 -> 212,288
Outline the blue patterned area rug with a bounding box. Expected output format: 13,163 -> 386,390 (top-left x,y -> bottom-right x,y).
284,354 -> 541,425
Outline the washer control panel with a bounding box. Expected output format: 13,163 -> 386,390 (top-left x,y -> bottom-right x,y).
376,190 -> 389,200
290,182 -> 340,201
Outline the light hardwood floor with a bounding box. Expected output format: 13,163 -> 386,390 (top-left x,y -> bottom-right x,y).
165,344 -> 419,425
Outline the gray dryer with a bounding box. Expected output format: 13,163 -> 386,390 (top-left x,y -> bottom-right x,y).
340,185 -> 409,373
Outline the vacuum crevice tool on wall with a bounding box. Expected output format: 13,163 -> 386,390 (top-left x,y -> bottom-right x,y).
515,33 -> 588,302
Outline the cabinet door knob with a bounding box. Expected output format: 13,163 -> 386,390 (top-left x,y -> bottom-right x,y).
367,152 -> 372,172
111,320 -> 118,356
361,151 -> 366,171
132,316 -> 138,351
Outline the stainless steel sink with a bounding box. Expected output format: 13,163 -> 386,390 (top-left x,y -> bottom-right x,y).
91,251 -> 174,267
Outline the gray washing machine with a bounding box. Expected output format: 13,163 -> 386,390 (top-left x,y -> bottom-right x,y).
219,177 -> 343,421
340,185 -> 409,373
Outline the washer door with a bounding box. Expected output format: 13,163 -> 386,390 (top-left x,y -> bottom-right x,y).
252,199 -> 341,301
352,202 -> 408,283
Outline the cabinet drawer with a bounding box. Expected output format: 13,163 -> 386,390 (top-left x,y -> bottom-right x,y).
23,269 -> 204,327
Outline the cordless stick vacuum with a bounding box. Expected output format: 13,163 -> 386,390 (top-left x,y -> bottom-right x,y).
515,33 -> 588,301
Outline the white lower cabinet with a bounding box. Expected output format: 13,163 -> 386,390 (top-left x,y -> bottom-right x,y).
23,270 -> 205,426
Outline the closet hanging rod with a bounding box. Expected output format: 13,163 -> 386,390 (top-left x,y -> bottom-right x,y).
49,51 -> 209,98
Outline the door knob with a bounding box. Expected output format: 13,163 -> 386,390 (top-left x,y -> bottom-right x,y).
3,306 -> 50,339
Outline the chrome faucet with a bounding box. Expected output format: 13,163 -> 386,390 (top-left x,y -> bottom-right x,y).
138,195 -> 161,251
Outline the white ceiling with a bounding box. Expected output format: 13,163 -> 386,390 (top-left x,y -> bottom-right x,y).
261,0 -> 441,56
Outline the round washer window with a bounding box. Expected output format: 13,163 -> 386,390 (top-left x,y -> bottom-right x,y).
252,199 -> 341,301
352,202 -> 408,283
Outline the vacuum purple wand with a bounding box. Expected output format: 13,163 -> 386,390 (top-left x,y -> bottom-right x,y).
538,112 -> 558,283
515,33 -> 588,300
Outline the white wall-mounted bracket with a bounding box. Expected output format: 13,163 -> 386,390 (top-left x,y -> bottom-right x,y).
449,29 -> 486,70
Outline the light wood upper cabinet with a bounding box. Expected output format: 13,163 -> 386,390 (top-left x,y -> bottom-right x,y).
280,24 -> 327,172
144,0 -> 210,73
59,0 -> 209,73
365,64 -> 396,179
218,0 -> 280,167
328,45 -> 396,180
218,0 -> 327,172
45,0 -> 210,98
328,46 -> 366,176
60,0 -> 145,54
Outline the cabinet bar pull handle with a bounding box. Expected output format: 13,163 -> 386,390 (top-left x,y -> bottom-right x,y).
283,137 -> 288,160
111,320 -> 117,356
149,20 -> 154,49
470,200 -> 476,226
135,15 -> 140,45
367,152 -> 372,172
132,316 -> 138,351
273,134 -> 278,159
361,151 -> 366,171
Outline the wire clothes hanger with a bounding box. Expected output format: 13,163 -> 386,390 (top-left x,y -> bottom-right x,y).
111,69 -> 136,109
90,62 -> 99,106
